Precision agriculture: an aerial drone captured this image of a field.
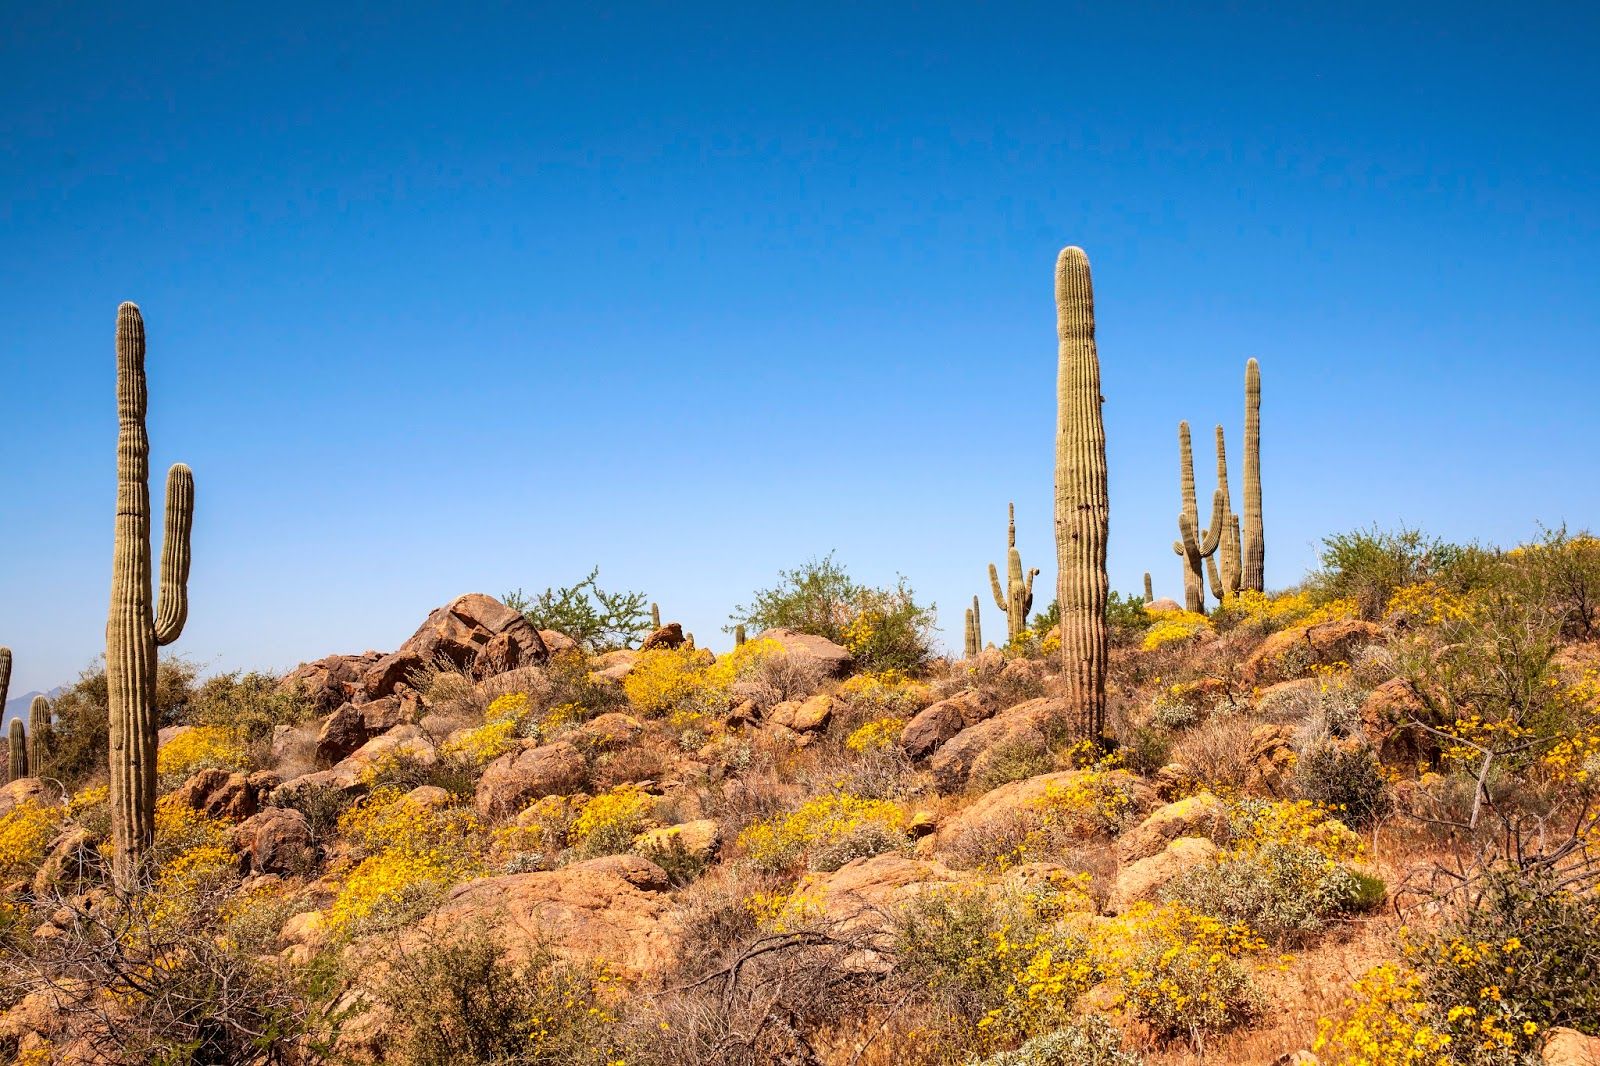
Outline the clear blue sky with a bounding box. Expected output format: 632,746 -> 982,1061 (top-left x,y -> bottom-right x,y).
2,2 -> 1596,696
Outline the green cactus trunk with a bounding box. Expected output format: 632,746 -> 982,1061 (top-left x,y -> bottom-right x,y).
989,502 -> 1039,644
0,648 -> 10,732
1207,425 -> 1242,605
964,594 -> 983,658
1143,572 -> 1153,603
1054,247 -> 1110,742
28,696 -> 50,774
1172,421 -> 1226,613
1241,358 -> 1264,592
8,719 -> 26,782
108,303 -> 195,891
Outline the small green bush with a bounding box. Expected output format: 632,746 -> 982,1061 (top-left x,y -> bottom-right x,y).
1309,525 -> 1465,620
968,1016 -> 1142,1066
505,566 -> 651,652
1165,841 -> 1368,946
1295,740 -> 1391,828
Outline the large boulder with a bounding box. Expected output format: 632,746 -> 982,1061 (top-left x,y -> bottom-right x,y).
233,807 -> 316,875
935,769 -> 1156,852
770,694 -> 835,733
1543,1028 -> 1600,1066
430,854 -> 678,977
800,853 -> 964,933
475,741 -> 587,819
278,652 -> 384,714
639,624 -> 686,652
170,769 -> 279,821
1244,723 -> 1297,795
1116,792 -> 1226,863
364,593 -> 549,699
900,692 -> 988,760
1244,619 -> 1383,686
315,694 -> 421,765
634,818 -> 721,862
750,628 -> 854,677
1360,678 -> 1439,768
0,777 -> 50,817
928,697 -> 1067,793
1110,837 -> 1218,911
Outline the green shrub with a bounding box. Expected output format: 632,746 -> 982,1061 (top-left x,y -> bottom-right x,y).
730,553 -> 936,671
1309,525 -> 1467,620
968,1016 -> 1142,1066
1105,591 -> 1155,645
505,566 -> 651,652
45,658 -> 198,786
1165,841 -> 1368,946
1296,740 -> 1392,828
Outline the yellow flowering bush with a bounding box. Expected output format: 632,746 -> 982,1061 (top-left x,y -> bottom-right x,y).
146,841 -> 240,930
622,638 -> 784,717
1223,798 -> 1366,863
154,793 -> 233,860
329,787 -> 486,935
1315,962 -> 1454,1066
838,669 -> 930,717
738,791 -> 907,872
845,716 -> 906,753
156,724 -> 249,780
1142,607 -> 1211,651
745,886 -> 825,932
569,784 -> 655,857
445,691 -> 532,765
1386,582 -> 1480,626
0,799 -> 63,881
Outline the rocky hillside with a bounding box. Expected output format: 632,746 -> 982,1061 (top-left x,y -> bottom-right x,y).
3,549 -> 1600,1065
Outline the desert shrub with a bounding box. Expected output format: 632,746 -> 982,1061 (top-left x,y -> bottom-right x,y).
1310,525 -> 1468,620
370,922 -> 630,1065
44,658 -> 197,786
504,565 -> 651,652
1314,961 -> 1455,1066
623,637 -> 787,720
946,764 -> 1140,870
1103,591 -> 1155,647
1295,740 -> 1392,828
730,553 -> 936,670
444,690 -> 533,766
1210,589 -> 1359,636
1166,840 -> 1367,946
845,716 -> 906,753
967,1016 -> 1142,1066
187,670 -> 313,755
328,787 -> 485,936
737,790 -> 907,873
1168,715 -> 1266,793
732,644 -> 829,709
1141,606 -> 1211,651
839,669 -> 932,718
569,784 -> 656,858
1221,797 -> 1366,861
1503,526 -> 1600,640
156,724 -> 250,785
0,799 -> 63,883
974,736 -> 1055,791
278,782 -> 359,845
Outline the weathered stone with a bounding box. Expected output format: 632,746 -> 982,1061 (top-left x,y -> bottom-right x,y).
928,697 -> 1068,793
634,818 -> 720,862
233,807 -> 315,876
1116,792 -> 1226,863
750,628 -> 854,677
1110,837 -> 1218,910
364,593 -> 549,699
1245,619 -> 1383,686
771,693 -> 835,733
900,692 -> 987,760
476,741 -> 587,819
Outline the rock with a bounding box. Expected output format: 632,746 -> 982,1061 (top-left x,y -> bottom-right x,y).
1245,724 -> 1297,795
935,769 -> 1157,851
0,777 -> 50,817
170,768 -> 277,820
640,623 -> 686,652
405,784 -> 454,809
476,741 -> 587,819
1543,1028 -> 1600,1066
278,909 -> 330,966
342,725 -> 437,776
31,827 -> 94,897
1111,837 -> 1218,910
594,649 -> 640,681
908,810 -> 938,837
364,593 -> 549,699
928,697 -> 1068,793
233,807 -> 315,875
1244,619 -> 1383,686
157,724 -> 192,749
1146,597 -> 1184,612
634,818 -> 721,862
575,712 -> 644,752
270,764 -> 365,806
771,694 -> 835,733
431,854 -> 678,976
799,854 -> 964,938
315,695 -> 421,765
1359,678 -> 1438,767
1116,792 -> 1226,863
539,630 -> 581,655
900,692 -> 988,760
751,628 -> 854,677
278,652 -> 384,714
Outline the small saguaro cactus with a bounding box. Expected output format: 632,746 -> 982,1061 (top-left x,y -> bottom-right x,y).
0,648 -> 10,724
28,696 -> 51,773
1054,247 -> 1110,742
1142,572 -> 1153,604
734,624 -> 747,648
8,719 -> 26,782
650,602 -> 661,630
108,302 -> 196,891
963,595 -> 982,658
1241,358 -> 1265,592
1172,421 -> 1227,614
989,502 -> 1040,644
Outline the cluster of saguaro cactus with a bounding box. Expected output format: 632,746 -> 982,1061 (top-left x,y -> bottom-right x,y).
1054,247 -> 1110,741
7,719 -> 26,782
963,594 -> 982,657
29,696 -> 51,772
0,647 -> 10,728
1172,360 -> 1264,609
989,502 -> 1040,644
108,303 -> 196,891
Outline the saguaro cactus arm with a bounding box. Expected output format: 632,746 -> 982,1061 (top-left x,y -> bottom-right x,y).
154,463 -> 194,646
1053,247 -> 1110,741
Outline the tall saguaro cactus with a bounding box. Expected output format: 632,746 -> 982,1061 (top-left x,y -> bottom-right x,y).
29,696 -> 51,772
1204,425 -> 1243,604
1172,421 -> 1226,613
989,502 -> 1040,644
1054,247 -> 1110,741
7,720 -> 26,782
1241,358 -> 1264,592
0,648 -> 10,729
650,602 -> 661,630
108,302 -> 196,890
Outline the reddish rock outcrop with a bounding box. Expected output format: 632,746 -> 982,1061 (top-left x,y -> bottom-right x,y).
1244,619 -> 1383,685
475,741 -> 587,819
363,593 -> 548,700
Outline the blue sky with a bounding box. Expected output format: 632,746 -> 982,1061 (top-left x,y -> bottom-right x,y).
1,2 -> 1596,696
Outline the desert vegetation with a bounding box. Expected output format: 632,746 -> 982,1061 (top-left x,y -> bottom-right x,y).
0,253 -> 1596,1066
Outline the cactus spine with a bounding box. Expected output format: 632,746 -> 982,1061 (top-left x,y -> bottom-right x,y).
989,502 -> 1040,644
1172,421 -> 1226,613
1241,358 -> 1264,592
1054,247 -> 1110,741
7,720 -> 25,782
28,696 -> 50,773
108,303 -> 196,890
650,602 -> 661,630
1142,572 -> 1153,604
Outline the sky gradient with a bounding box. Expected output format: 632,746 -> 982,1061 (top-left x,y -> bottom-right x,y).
2,2 -> 1597,697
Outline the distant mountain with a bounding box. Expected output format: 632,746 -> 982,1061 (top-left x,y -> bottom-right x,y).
3,686 -> 67,728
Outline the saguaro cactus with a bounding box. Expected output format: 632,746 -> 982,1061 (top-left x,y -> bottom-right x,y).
1172,421 -> 1227,613
108,303 -> 196,890
1142,572 -> 1153,604
0,648 -> 10,727
964,594 -> 983,658
1204,425 -> 1243,605
734,624 -> 747,648
1054,247 -> 1110,741
989,502 -> 1040,644
7,720 -> 26,782
650,602 -> 661,630
28,696 -> 51,773
1241,358 -> 1264,592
